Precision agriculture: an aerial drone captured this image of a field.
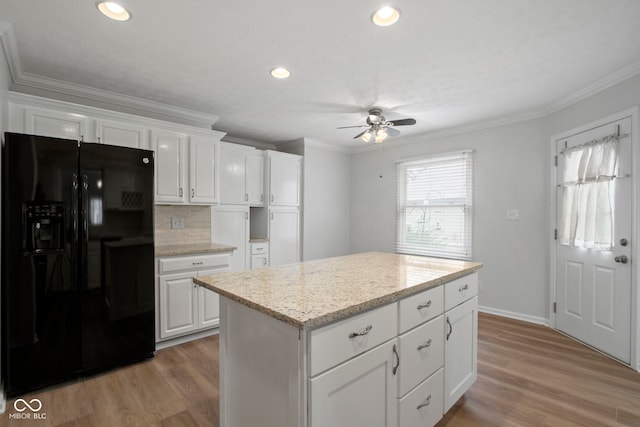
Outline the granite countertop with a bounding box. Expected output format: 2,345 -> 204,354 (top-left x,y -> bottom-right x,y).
155,242 -> 237,257
194,251 -> 482,329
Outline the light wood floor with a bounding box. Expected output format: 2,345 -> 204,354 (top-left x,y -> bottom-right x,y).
2,313 -> 639,426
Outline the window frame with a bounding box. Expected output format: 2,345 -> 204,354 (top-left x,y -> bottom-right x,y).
395,150 -> 473,260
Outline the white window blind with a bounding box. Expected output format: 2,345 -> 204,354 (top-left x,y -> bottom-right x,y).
396,150 -> 473,260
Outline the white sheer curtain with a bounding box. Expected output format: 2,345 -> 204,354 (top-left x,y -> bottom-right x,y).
559,135 -> 618,251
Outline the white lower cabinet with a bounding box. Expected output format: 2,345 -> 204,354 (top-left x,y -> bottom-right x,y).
269,208 -> 300,266
156,253 -> 230,341
309,339 -> 398,427
250,241 -> 269,269
444,296 -> 478,411
398,369 -> 444,427
218,272 -> 478,427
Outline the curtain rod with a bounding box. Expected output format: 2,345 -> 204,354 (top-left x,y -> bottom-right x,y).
560,125 -> 628,154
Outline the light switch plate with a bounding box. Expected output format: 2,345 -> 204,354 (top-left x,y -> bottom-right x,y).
171,217 -> 185,229
506,208 -> 520,221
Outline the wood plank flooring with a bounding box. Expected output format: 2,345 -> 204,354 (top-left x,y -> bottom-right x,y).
1,313 -> 639,426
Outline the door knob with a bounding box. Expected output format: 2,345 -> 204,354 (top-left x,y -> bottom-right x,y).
614,255 -> 628,264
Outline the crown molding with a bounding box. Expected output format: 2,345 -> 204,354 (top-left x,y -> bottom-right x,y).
544,58 -> 640,115
352,60 -> 640,154
0,20 -> 220,130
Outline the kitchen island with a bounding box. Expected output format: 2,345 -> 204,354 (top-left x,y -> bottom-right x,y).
195,251 -> 482,427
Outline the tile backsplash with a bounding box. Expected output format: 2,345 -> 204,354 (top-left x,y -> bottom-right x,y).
155,205 -> 211,246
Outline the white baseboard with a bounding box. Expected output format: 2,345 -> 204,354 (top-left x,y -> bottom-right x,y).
478,305 -> 549,327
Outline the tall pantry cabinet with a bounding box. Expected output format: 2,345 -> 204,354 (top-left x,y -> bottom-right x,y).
215,146 -> 302,268
251,150 -> 302,266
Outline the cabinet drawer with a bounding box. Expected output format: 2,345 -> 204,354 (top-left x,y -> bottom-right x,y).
398,368 -> 444,427
398,315 -> 444,397
250,242 -> 268,255
398,285 -> 444,333
309,303 -> 397,376
444,273 -> 478,311
158,253 -> 230,274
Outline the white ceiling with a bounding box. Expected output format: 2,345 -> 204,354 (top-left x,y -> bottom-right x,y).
1,0 -> 640,149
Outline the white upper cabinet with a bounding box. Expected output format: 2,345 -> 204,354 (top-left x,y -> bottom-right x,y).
246,152 -> 265,205
219,148 -> 247,204
23,107 -> 89,141
267,151 -> 301,207
9,93 -> 226,206
189,136 -> 219,204
219,143 -> 264,206
95,119 -> 148,149
151,130 -> 188,204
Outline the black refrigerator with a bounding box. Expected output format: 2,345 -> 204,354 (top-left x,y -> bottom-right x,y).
1,132 -> 155,397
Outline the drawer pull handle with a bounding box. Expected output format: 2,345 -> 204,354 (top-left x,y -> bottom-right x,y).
392,344 -> 400,376
459,284 -> 469,292
348,325 -> 373,339
417,339 -> 432,351
192,261 -> 204,266
416,395 -> 432,410
417,300 -> 432,310
446,316 -> 453,341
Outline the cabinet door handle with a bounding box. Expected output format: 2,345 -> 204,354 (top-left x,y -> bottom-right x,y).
417,339 -> 432,351
179,188 -> 183,197
416,395 -> 432,410
271,194 -> 275,203
192,261 -> 204,266
392,344 -> 400,376
348,324 -> 372,339
262,258 -> 267,266
192,188 -> 195,197
245,193 -> 248,201
446,316 -> 453,341
459,284 -> 469,292
417,300 -> 432,310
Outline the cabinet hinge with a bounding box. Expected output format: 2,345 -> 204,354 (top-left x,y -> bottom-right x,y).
553,302 -> 557,313
554,229 -> 557,240
554,155 -> 558,167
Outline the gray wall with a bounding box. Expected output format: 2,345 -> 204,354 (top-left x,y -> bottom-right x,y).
301,142 -> 351,261
349,74 -> 640,323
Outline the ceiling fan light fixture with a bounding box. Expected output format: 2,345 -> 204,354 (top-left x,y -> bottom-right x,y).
270,67 -> 291,79
361,129 -> 374,143
96,2 -> 131,21
375,128 -> 388,143
372,6 -> 400,27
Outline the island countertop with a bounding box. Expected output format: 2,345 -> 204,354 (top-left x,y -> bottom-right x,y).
194,251 -> 482,329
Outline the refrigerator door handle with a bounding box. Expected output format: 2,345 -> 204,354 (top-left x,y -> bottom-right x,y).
81,174 -> 89,289
71,173 -> 79,284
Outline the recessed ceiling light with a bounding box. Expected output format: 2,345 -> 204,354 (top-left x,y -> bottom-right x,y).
270,67 -> 291,79
372,6 -> 400,26
97,2 -> 131,21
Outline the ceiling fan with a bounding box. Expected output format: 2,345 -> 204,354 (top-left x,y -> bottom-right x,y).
337,108 -> 416,143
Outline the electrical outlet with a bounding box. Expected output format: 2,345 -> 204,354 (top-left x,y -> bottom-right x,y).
506,208 -> 520,221
171,217 -> 185,229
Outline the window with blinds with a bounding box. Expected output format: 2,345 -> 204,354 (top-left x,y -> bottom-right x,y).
396,150 -> 473,260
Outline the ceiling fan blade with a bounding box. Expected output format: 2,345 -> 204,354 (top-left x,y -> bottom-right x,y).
353,129 -> 371,139
385,127 -> 401,137
387,118 -> 416,126
337,125 -> 368,129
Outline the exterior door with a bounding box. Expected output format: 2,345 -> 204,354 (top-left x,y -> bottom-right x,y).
555,117 -> 633,363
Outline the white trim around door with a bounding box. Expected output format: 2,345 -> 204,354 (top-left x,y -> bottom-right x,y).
549,106 -> 640,372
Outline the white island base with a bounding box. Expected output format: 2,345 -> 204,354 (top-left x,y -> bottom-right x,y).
215,267 -> 479,427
